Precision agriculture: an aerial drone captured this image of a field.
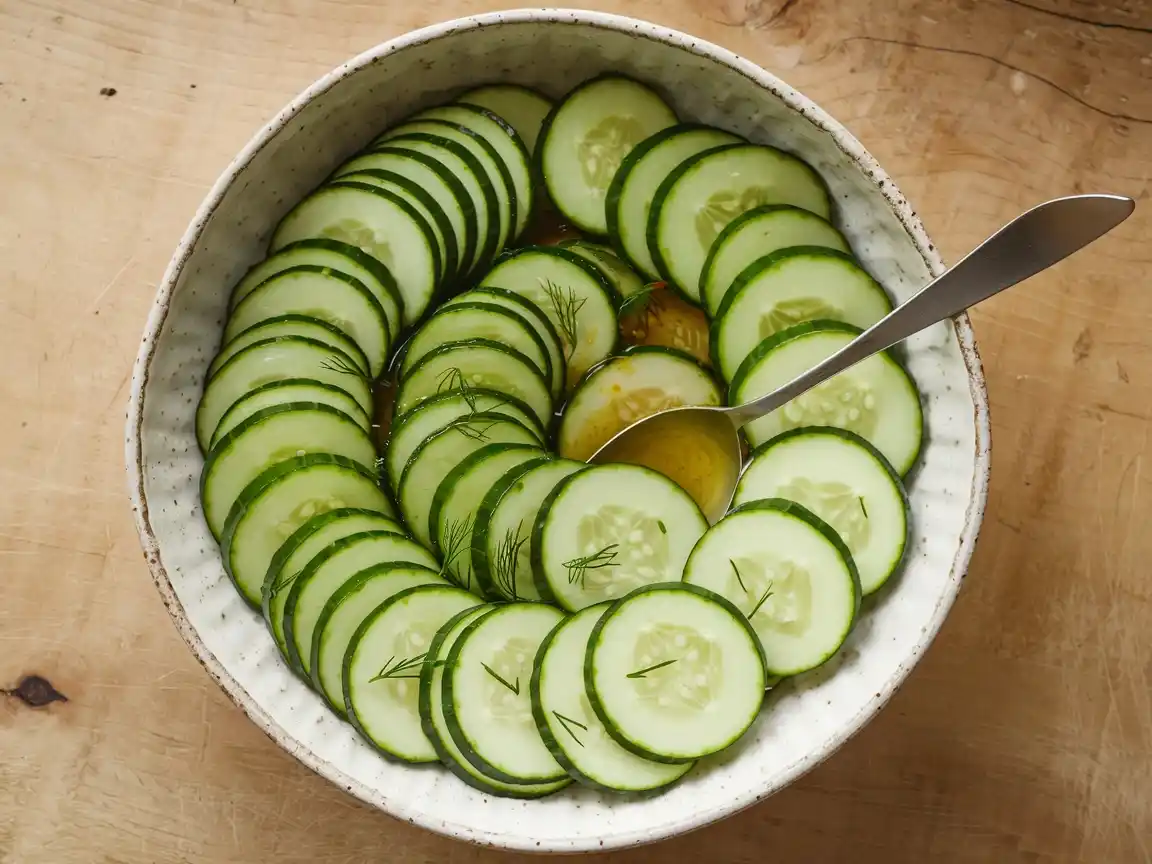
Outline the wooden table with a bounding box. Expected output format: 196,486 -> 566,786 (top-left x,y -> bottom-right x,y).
2,0 -> 1150,861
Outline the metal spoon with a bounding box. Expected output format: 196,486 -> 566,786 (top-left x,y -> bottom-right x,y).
589,193 -> 1136,522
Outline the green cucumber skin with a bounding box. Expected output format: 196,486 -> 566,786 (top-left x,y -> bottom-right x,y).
747,425 -> 911,595
487,244 -> 623,308
447,103 -> 535,240
469,456 -> 555,599
528,471 -> 574,607
563,343 -> 721,402
583,582 -> 768,765
441,605 -> 570,786
219,453 -> 381,610
457,285 -> 567,362
213,314 -> 371,378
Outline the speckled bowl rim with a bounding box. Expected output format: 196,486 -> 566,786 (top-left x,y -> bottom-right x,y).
126,8 -> 991,852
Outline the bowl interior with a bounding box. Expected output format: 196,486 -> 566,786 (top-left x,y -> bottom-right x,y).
131,9 -> 987,852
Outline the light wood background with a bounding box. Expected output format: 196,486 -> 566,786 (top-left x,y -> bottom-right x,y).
2,0 -> 1150,861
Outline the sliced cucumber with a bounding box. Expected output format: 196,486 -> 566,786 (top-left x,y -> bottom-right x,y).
379,121 -> 512,256
682,498 -> 861,676
338,169 -> 458,287
429,443 -> 544,591
441,286 -> 565,400
270,182 -> 439,326
649,144 -> 831,302
700,204 -> 850,317
378,133 -> 498,274
345,584 -> 482,761
532,603 -> 694,791
473,458 -> 586,602
479,246 -> 618,388
735,428 -> 909,596
559,240 -> 646,299
420,606 -> 571,798
211,378 -> 370,450
394,339 -> 553,429
557,346 -> 723,461
224,265 -> 391,379
399,303 -> 552,388
210,314 -> 369,380
539,75 -> 677,234
533,464 -> 707,612
443,602 -> 567,783
221,454 -> 391,607
398,413 -> 541,550
262,508 -> 405,658
202,402 -> 376,540
712,248 -> 892,382
385,388 -> 544,492
312,563 -> 445,713
335,148 -> 475,282
730,320 -> 924,473
283,530 -> 439,676
458,84 -> 553,154
196,336 -> 372,453
229,238 -> 403,343
410,105 -> 532,239
606,124 -> 742,280
587,583 -> 764,761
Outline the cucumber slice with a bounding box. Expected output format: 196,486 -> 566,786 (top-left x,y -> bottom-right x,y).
224,265 -> 391,379
735,428 -> 909,596
378,134 -> 497,275
539,75 -> 677,234
650,144 -> 832,302
338,169 -> 458,287
700,204 -> 850,317
682,498 -> 861,676
283,530 -> 439,676
335,148 -> 475,282
263,508 -> 405,658
479,246 -> 618,388
314,564 -> 447,715
441,287 -> 565,400
399,303 -> 552,388
730,320 -> 924,473
210,314 -> 369,380
398,413 -> 541,550
557,346 -> 723,461
211,378 -> 370,450
270,182 -> 439,326
532,603 -> 694,791
410,105 -> 532,239
458,84 -> 553,154
443,602 -> 567,783
533,464 -> 708,612
606,124 -> 742,280
394,339 -> 553,429
379,121 -> 512,257
196,336 -> 372,453
221,454 -> 391,607
585,583 -> 766,761
345,584 -> 482,761
430,443 -> 545,591
420,606 -> 571,798
559,240 -> 646,299
229,238 -> 403,343
473,458 -> 586,601
202,402 -> 376,539
712,248 -> 892,382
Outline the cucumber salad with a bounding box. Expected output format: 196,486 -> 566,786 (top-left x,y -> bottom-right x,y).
198,76 -> 920,797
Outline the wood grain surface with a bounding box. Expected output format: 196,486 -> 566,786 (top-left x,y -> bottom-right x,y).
1,0 -> 1150,861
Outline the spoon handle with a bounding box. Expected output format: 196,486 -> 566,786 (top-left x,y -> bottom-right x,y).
726,193 -> 1135,427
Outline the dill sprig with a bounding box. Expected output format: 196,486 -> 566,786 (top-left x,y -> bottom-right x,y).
321,353 -> 370,381
369,653 -> 426,682
492,524 -> 528,600
540,278 -> 585,359
453,419 -> 497,441
626,658 -> 679,679
438,517 -> 474,585
553,711 -> 588,747
858,496 -> 869,518
748,582 -> 775,620
730,559 -> 748,594
436,366 -> 478,412
481,661 -> 520,695
617,282 -> 661,319
562,544 -> 619,589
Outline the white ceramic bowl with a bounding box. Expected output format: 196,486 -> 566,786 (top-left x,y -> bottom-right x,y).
126,8 -> 990,852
